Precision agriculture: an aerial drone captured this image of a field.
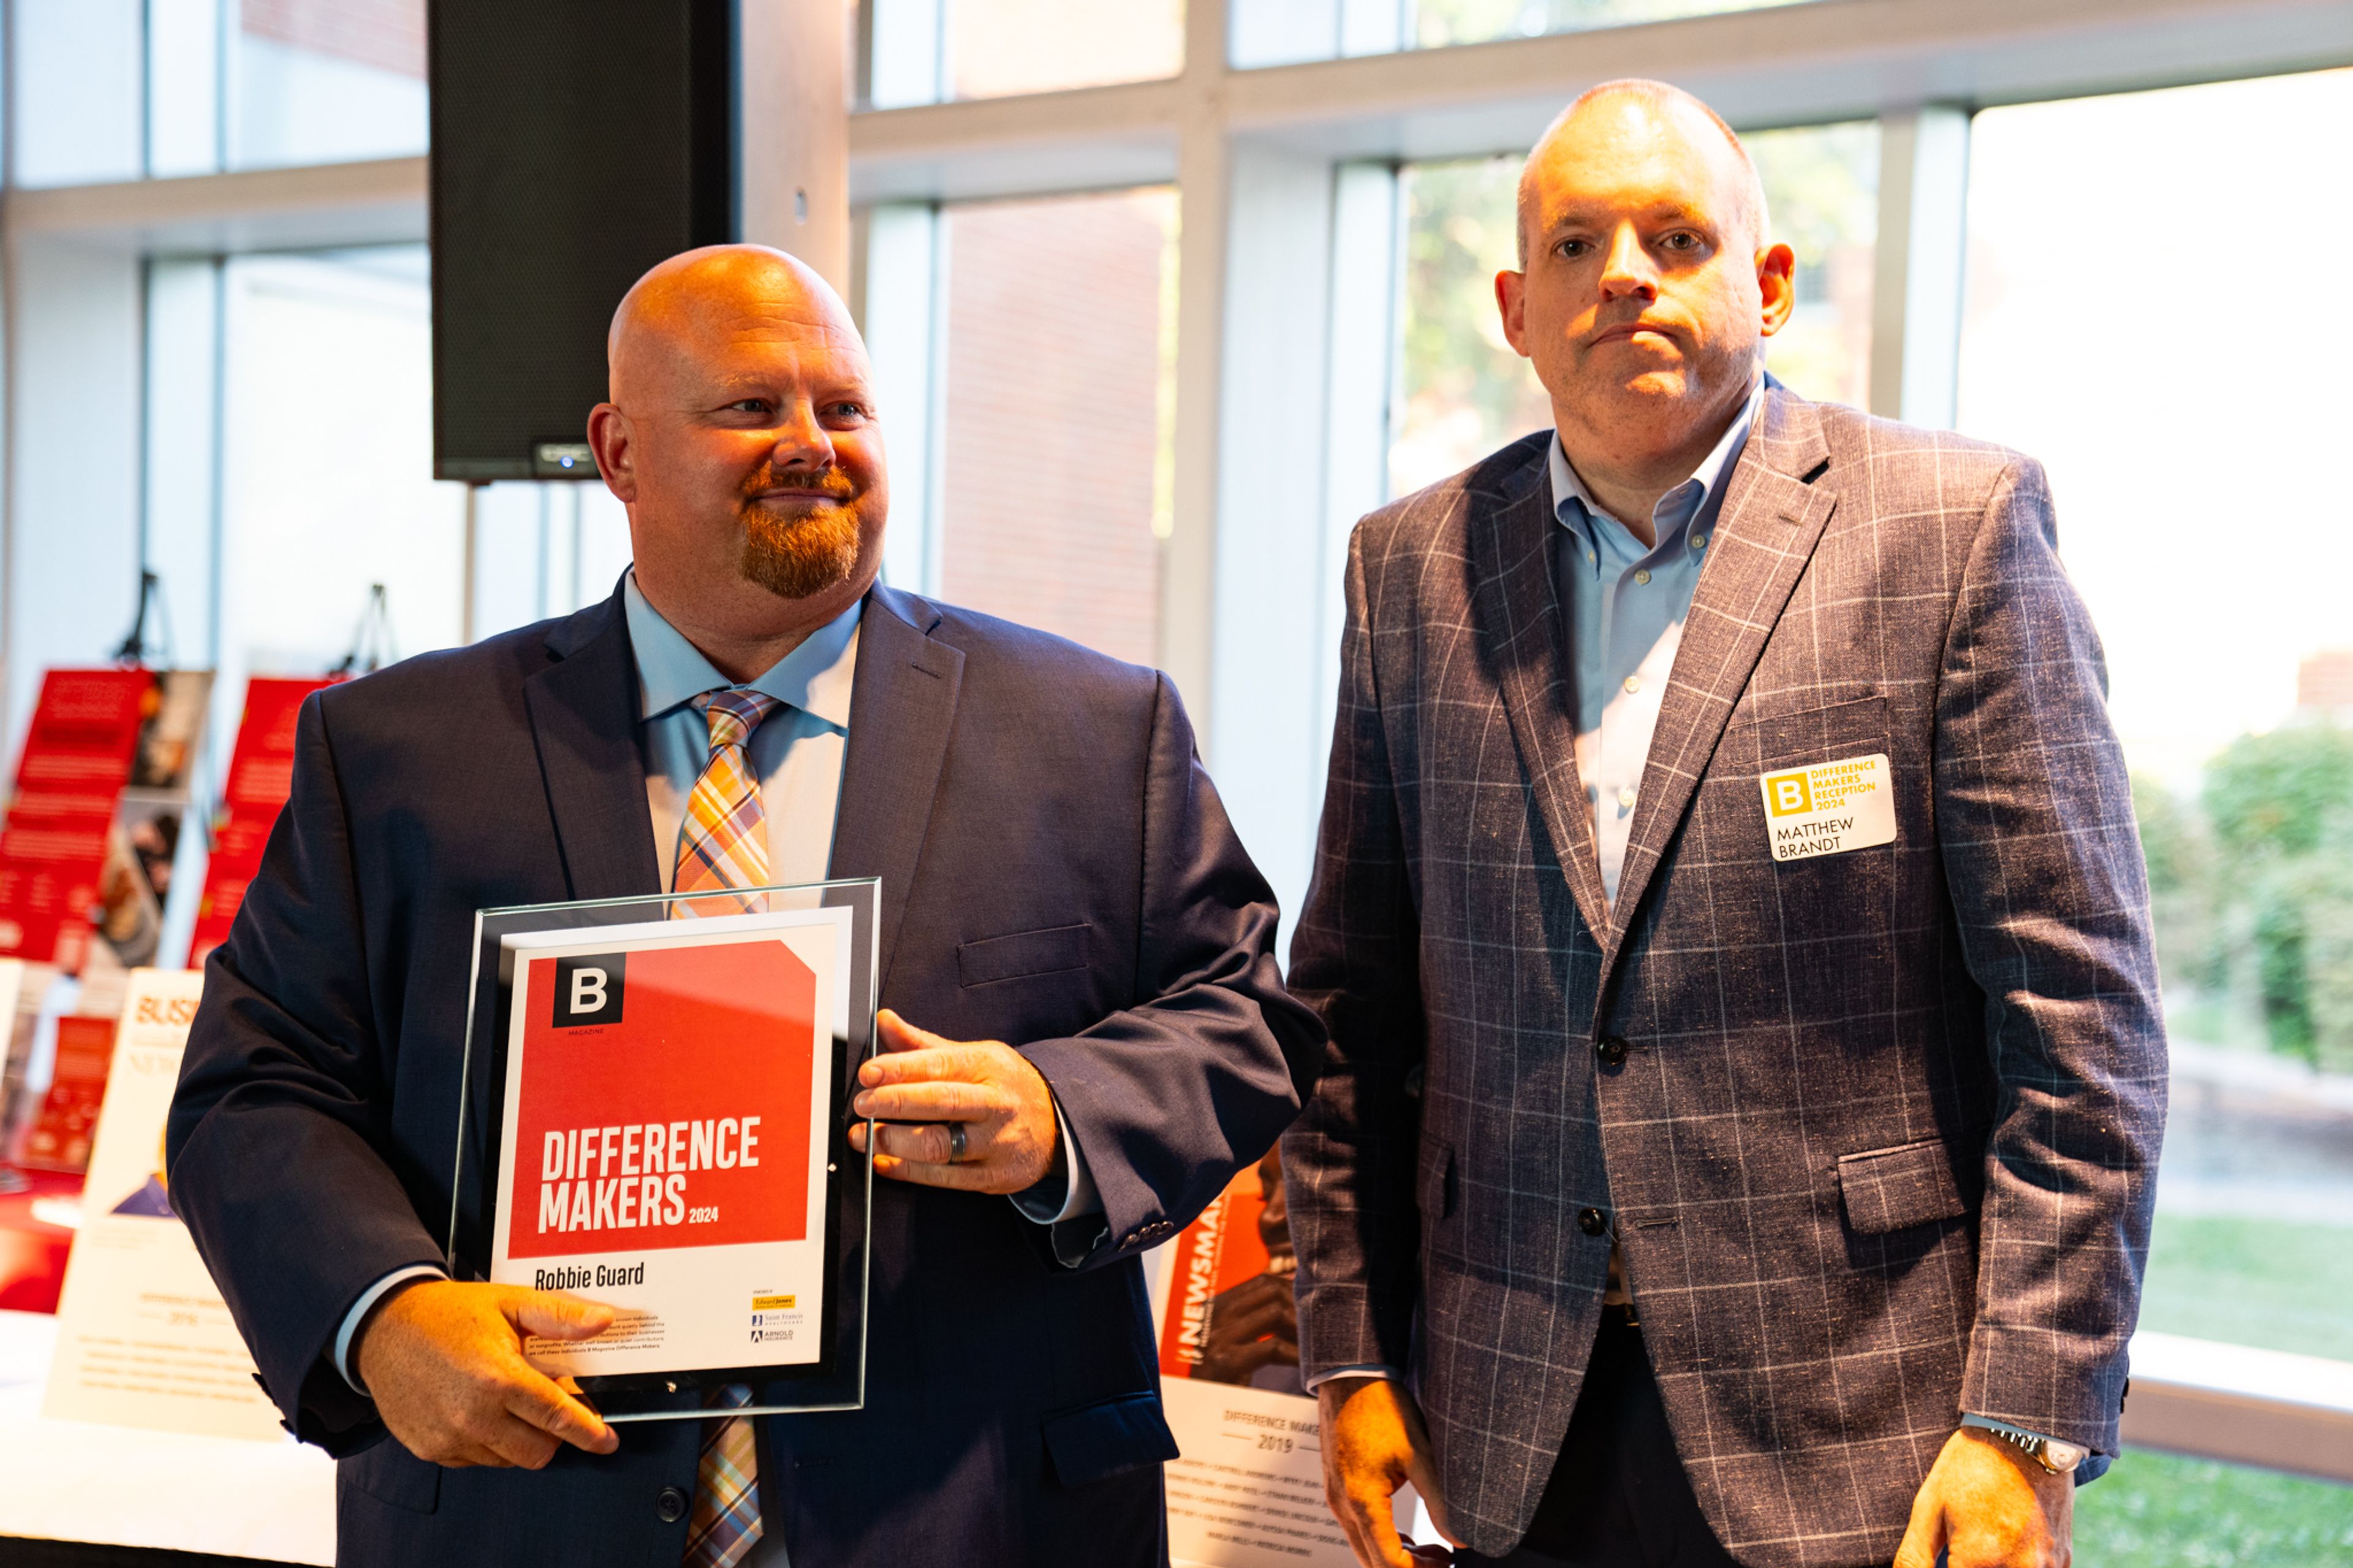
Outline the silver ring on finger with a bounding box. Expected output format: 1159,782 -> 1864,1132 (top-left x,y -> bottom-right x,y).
946,1122 -> 968,1163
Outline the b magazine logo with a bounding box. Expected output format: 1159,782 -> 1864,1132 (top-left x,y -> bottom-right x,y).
551,953 -> 626,1028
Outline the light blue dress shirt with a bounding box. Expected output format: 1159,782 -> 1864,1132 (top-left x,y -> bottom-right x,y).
333,574 -> 1094,1392
1551,379 -> 1762,907
624,572 -> 860,889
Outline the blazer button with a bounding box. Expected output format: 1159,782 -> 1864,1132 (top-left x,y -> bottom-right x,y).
1578,1207 -> 1608,1237
1596,1035 -> 1630,1068
656,1485 -> 689,1524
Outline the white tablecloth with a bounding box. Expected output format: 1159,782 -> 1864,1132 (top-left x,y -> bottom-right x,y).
0,1308 -> 335,1562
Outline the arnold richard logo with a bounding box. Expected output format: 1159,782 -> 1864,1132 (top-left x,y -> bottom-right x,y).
534,1260 -> 647,1291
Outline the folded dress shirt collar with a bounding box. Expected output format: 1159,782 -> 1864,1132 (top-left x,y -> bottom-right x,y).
622,569 -> 862,730
1548,375 -> 1765,561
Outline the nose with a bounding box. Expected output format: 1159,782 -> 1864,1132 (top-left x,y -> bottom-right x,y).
1599,222 -> 1657,303
770,396 -> 836,470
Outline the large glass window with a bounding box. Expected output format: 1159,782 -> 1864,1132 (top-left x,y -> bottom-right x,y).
1233,0 -> 1821,69
2077,1449 -> 2353,1565
216,247 -> 464,676
232,0 -> 430,170
1390,122 -> 1876,498
6,0 -> 428,186
927,187 -> 1179,666
1955,67 -> 2353,1368
864,188 -> 1180,668
10,0 -> 145,187
869,0 -> 1184,107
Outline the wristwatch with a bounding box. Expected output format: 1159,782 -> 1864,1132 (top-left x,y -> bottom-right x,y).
1961,1414 -> 2089,1474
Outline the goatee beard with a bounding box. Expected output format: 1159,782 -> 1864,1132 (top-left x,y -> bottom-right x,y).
738,498 -> 862,600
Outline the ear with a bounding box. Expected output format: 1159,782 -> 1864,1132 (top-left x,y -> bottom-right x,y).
586,403 -> 637,503
1756,243 -> 1797,338
1496,269 -> 1532,358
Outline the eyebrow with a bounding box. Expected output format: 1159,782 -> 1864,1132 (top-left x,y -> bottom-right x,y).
1540,200 -> 1715,232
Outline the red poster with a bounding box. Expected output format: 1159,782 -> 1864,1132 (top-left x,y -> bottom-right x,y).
18,1016 -> 124,1174
189,676 -> 339,966
0,670 -> 156,971
1157,1146 -> 1298,1385
502,938 -> 817,1260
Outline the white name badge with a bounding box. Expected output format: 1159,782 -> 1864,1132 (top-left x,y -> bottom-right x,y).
1758,752 -> 1897,862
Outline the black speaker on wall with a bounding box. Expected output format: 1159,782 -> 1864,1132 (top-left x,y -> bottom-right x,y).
430,0 -> 736,480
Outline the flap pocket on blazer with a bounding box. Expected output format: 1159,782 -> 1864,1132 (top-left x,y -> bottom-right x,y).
1040,1391 -> 1180,1488
1738,695 -> 1889,773
1837,1138 -> 1967,1235
958,924 -> 1090,987
345,1434 -> 441,1515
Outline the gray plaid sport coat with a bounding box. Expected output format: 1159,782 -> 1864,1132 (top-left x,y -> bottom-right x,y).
1283,385 -> 2167,1565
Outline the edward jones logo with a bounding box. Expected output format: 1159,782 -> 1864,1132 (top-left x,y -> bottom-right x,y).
1764,769 -> 1813,817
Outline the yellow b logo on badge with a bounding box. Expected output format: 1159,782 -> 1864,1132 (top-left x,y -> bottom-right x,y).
1765,770 -> 1812,817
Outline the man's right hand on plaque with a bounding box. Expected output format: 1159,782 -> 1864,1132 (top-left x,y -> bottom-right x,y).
355,1279 -> 621,1468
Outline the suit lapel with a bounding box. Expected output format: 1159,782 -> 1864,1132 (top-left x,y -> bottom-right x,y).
828,585 -> 963,990
1474,441 -> 1613,947
524,590 -> 663,901
1604,387 -> 1838,953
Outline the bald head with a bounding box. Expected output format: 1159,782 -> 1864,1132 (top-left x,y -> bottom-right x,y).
1517,80 -> 1768,268
588,245 -> 888,668
1494,77 -> 1794,526
608,244 -> 866,404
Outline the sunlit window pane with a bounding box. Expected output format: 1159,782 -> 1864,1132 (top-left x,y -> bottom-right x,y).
1390,122 -> 1875,499
220,248 -> 464,676
871,0 -> 1183,106
1956,67 -> 2353,1368
934,189 -> 1178,665
2077,1449 -> 2353,1563
233,0 -> 428,169
1411,0 -> 1814,48
10,0 -> 145,188
1233,0 -> 1821,68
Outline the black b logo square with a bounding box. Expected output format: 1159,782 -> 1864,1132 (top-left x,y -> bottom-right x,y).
551,953 -> 626,1027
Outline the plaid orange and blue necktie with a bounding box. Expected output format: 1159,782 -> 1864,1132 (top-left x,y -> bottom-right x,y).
673,687 -> 781,1567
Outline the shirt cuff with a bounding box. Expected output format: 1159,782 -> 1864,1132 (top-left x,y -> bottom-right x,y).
1008,1096 -> 1098,1226
334,1264 -> 447,1394
1302,1363 -> 1403,1393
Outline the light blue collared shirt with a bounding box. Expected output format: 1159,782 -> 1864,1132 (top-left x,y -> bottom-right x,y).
623,572 -> 860,888
1551,378 -> 1763,907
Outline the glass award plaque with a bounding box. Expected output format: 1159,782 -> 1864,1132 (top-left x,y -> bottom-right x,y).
451,879 -> 877,1420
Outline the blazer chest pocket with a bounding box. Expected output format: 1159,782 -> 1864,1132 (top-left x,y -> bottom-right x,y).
1736,693 -> 1889,774
1836,1138 -> 1967,1235
958,924 -> 1090,987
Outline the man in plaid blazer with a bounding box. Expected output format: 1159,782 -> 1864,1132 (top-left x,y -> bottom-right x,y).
1285,82 -> 2166,1568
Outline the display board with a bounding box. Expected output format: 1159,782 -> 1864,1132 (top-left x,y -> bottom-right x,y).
42,969 -> 284,1441
190,676 -> 339,967
0,670 -> 153,972
1159,1146 -> 1362,1568
17,1015 -> 118,1175
0,668 -> 211,975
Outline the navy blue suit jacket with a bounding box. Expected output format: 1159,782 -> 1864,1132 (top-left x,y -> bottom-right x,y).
167,581 -> 1319,1567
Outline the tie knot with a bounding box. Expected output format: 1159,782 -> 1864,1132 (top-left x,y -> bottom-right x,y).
700,689 -> 781,753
